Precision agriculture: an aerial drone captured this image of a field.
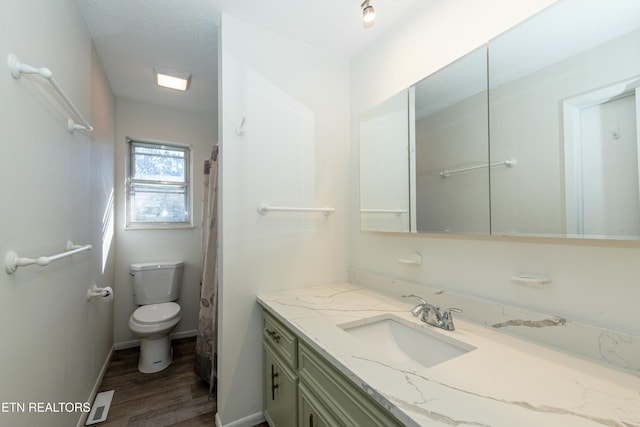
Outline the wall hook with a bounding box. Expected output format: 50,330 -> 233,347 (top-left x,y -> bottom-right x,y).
235,114 -> 246,136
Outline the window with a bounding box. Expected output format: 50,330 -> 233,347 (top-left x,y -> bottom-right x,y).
127,139 -> 191,228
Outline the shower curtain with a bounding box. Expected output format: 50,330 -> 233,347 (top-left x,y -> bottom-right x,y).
195,145 -> 219,393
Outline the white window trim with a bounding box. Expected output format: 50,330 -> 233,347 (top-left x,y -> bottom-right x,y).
125,137 -> 194,230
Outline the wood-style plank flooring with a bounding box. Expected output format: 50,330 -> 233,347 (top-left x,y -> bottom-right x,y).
96,337 -> 269,427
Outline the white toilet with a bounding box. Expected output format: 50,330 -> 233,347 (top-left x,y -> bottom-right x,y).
128,261 -> 184,373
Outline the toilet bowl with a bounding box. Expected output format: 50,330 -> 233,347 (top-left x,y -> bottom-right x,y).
128,260 -> 184,373
128,302 -> 181,373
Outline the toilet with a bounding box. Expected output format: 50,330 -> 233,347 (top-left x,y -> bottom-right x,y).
128,261 -> 184,373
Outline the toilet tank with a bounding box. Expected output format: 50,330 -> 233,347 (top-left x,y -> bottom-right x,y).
130,261 -> 184,305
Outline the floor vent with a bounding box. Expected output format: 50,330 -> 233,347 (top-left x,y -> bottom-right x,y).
86,390 -> 114,425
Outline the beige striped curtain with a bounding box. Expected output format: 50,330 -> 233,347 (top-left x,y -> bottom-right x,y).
195,145 -> 219,393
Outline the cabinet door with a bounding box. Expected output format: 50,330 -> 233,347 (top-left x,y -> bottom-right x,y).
299,383 -> 339,427
264,344 -> 298,427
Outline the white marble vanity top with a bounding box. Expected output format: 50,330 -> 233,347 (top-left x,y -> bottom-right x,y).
257,283 -> 640,427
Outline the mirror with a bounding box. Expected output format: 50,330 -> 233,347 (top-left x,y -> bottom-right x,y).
489,0 -> 640,239
359,0 -> 640,240
413,46 -> 489,234
360,90 -> 411,232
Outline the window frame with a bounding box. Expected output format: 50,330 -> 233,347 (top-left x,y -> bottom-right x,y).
125,137 -> 193,230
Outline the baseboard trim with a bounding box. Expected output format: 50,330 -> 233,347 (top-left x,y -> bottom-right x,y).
215,411 -> 265,427
76,345 -> 114,427
114,339 -> 139,351
173,329 -> 197,340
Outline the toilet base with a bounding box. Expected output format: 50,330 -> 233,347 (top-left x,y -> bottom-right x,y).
138,335 -> 173,373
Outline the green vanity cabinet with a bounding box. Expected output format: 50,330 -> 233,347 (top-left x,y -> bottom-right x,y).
262,310 -> 404,427
263,312 -> 298,427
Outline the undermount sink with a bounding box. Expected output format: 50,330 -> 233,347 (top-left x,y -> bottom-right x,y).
339,315 -> 475,369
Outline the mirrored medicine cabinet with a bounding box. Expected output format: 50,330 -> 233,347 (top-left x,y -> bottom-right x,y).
359,0 -> 640,240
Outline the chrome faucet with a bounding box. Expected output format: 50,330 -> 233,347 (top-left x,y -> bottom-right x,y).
402,294 -> 461,331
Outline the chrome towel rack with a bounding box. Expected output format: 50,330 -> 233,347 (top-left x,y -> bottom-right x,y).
8,53 -> 94,133
5,240 -> 92,274
440,158 -> 516,178
257,203 -> 335,217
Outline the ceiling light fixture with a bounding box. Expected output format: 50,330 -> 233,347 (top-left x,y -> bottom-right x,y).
153,66 -> 191,92
361,0 -> 376,26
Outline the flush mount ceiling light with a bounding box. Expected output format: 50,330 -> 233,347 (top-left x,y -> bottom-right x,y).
361,0 -> 376,26
153,66 -> 191,91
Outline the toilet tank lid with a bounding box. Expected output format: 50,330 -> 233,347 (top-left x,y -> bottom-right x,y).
130,261 -> 184,271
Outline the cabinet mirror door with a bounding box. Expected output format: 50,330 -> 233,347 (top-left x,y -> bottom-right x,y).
489,0 -> 640,239
358,46 -> 489,234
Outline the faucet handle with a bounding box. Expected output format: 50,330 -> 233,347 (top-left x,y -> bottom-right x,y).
402,294 -> 428,317
442,307 -> 462,331
409,304 -> 424,317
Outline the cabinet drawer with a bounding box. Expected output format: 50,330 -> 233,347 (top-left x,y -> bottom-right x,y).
298,342 -> 403,427
263,310 -> 297,368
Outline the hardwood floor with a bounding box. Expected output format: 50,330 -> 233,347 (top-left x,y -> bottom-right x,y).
96,337 -> 269,427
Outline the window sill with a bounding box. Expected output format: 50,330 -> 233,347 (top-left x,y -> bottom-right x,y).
125,223 -> 194,231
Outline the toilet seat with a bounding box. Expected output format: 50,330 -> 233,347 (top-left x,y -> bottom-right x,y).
132,302 -> 180,325
128,302 -> 181,374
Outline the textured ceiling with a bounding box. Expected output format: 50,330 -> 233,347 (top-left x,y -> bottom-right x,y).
77,0 -> 423,115
77,0 -> 220,114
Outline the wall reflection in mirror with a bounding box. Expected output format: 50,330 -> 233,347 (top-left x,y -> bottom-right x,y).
413,46 -> 489,234
359,0 -> 640,240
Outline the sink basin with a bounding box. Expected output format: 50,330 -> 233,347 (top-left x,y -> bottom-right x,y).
340,315 -> 475,369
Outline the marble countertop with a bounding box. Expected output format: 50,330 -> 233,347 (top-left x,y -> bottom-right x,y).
257,283 -> 640,427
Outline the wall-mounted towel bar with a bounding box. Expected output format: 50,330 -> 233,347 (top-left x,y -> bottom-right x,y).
5,240 -> 92,274
440,158 -> 516,178
8,54 -> 94,133
360,209 -> 407,216
257,203 -> 335,217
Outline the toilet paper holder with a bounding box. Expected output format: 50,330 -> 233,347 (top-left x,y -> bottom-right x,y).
87,284 -> 114,302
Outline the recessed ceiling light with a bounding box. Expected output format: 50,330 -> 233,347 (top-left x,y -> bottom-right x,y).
153,66 -> 191,91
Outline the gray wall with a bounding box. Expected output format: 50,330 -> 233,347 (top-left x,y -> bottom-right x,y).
0,1 -> 115,426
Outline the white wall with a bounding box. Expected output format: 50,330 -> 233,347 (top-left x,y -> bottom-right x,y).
112,99 -> 217,346
351,0 -> 635,340
218,14 -> 350,426
0,1 -> 115,426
